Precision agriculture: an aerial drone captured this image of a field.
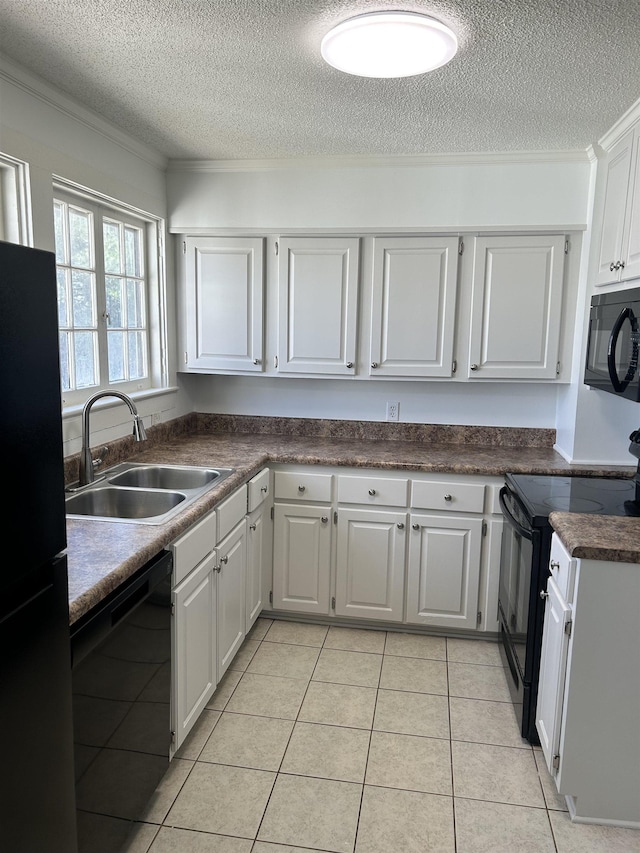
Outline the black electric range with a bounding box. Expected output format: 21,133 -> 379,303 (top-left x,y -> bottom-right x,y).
498,472 -> 637,743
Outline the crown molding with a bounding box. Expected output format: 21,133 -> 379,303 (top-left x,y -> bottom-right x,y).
167,149 -> 591,174
0,55 -> 167,171
598,96 -> 640,152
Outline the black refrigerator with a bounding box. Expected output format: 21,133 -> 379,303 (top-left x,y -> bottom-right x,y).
0,240 -> 77,851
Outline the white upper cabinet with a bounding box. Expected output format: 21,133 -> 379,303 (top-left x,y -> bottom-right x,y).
595,127 -> 640,286
369,236 -> 459,377
277,236 -> 359,375
468,235 -> 566,379
181,236 -> 264,372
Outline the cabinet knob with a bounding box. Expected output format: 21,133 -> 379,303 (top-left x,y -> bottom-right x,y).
346,362 -> 353,368
261,485 -> 268,493
444,493 -> 452,501
412,523 -> 420,530
214,564 -> 221,573
253,359 -> 261,365
397,522 -> 405,530
610,261 -> 617,272
321,516 -> 328,524
371,362 -> 379,369
550,560 -> 560,570
220,555 -> 228,565
540,590 -> 549,600
368,488 -> 377,496
620,260 -> 626,270
298,484 -> 306,493
470,364 -> 479,371
249,523 -> 257,531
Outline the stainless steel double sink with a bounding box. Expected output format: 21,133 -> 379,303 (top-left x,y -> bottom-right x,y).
65,462 -> 235,524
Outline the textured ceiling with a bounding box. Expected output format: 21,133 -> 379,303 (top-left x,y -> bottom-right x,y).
0,0 -> 639,161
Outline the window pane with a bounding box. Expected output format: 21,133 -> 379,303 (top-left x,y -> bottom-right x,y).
69,208 -> 92,268
126,278 -> 144,328
57,267 -> 70,327
74,331 -> 97,388
103,220 -> 121,275
54,202 -> 66,263
72,270 -> 95,327
105,275 -> 124,327
108,331 -> 125,382
124,226 -> 140,276
128,331 -> 146,379
59,332 -> 70,392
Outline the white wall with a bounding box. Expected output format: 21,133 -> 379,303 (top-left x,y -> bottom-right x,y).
0,57 -> 192,457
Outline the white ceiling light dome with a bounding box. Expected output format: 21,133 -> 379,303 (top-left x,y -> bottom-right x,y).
321,11 -> 458,78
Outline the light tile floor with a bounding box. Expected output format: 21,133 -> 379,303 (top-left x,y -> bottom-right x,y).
119,618 -> 640,853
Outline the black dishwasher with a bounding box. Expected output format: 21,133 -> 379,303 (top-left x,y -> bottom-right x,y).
70,550 -> 173,853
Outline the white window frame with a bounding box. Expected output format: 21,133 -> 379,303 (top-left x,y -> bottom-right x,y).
53,179 -> 168,410
0,152 -> 32,245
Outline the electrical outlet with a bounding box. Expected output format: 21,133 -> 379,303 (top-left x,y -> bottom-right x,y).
386,401 -> 400,422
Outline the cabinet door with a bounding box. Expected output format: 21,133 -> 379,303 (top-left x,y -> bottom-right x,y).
182,236 -> 264,372
536,576 -> 572,778
246,504 -> 270,631
273,503 -> 332,614
406,513 -> 482,630
468,235 -> 565,379
621,129 -> 640,282
172,552 -> 217,751
216,520 -> 246,680
595,131 -> 634,286
370,236 -> 458,377
335,508 -> 407,622
277,237 -> 359,375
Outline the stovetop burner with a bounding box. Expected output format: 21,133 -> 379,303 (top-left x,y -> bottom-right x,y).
505,473 -> 638,527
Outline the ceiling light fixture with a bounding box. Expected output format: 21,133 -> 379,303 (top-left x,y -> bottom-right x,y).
321,11 -> 458,78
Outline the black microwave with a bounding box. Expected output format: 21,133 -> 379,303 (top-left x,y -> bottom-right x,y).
585,286 -> 640,400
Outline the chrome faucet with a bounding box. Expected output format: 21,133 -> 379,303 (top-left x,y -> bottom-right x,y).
79,390 -> 147,486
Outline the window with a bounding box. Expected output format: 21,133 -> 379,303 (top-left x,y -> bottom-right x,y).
0,152 -> 31,245
53,186 -> 165,407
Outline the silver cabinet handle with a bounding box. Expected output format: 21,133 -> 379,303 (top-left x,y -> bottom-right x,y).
220,555 -> 228,565
550,560 -> 560,570
620,260 -> 626,270
321,516 -> 328,523
540,590 -> 548,600
298,484 -> 306,493
397,522 -> 405,530
253,359 -> 261,365
470,364 -> 478,371
261,485 -> 268,493
610,261 -> 616,272
346,362 -> 353,368
368,488 -> 376,496
444,494 -> 452,501
214,564 -> 221,573
371,362 -> 379,368
249,523 -> 257,531
412,523 -> 420,530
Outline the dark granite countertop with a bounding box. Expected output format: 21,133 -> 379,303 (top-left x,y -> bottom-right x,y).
66,419 -> 636,624
549,512 -> 640,563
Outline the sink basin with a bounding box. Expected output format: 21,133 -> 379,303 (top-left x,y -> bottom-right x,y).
109,464 -> 227,490
65,485 -> 185,520
65,462 -> 236,524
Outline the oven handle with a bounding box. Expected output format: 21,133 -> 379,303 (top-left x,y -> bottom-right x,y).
499,486 -> 533,541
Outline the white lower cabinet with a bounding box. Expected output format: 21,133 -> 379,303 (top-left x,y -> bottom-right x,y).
246,467 -> 272,630
406,513 -> 483,630
273,503 -> 332,614
172,552 -> 217,752
536,534 -> 640,826
335,508 -> 407,622
215,519 -> 246,680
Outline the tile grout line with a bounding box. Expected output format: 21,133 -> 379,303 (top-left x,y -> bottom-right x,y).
445,637 -> 459,853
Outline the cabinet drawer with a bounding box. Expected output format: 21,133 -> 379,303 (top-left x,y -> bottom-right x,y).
338,474 -> 408,507
411,480 -> 485,513
217,485 -> 248,542
549,534 -> 576,602
171,509 -> 217,585
248,468 -> 270,512
274,471 -> 333,502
